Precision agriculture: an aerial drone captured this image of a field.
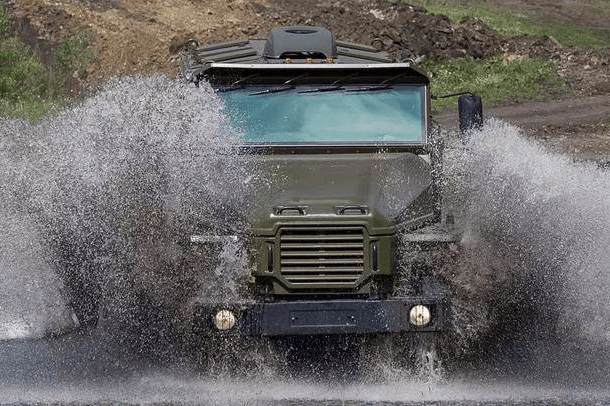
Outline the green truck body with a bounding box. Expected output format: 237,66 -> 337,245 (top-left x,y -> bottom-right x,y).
180,27 -> 471,340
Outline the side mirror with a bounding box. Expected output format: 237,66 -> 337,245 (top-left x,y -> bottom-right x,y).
458,93 -> 483,144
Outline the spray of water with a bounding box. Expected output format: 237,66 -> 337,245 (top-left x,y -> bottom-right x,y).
439,119 -> 610,380
0,215 -> 76,340
0,75 -> 254,359
1,75 -> 610,401
353,118 -> 610,386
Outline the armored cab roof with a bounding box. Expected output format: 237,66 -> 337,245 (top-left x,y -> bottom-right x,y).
181,26 -> 429,85
263,26 -> 338,60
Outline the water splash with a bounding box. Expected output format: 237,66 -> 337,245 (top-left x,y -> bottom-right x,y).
1,75 -> 610,400
0,215 -> 76,340
441,119 -> 610,378
0,75 -> 252,354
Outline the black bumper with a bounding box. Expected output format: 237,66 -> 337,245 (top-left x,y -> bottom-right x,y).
193,297 -> 450,337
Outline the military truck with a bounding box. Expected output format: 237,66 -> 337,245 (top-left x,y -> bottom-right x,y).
180,26 -> 482,366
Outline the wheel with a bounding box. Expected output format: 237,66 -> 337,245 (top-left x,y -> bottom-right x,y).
194,334 -> 281,379
360,332 -> 445,382
277,335 -> 363,382
53,242 -> 101,330
410,332 -> 445,380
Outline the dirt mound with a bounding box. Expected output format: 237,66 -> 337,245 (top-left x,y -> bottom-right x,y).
7,0 -> 610,97
5,0 -> 509,82
6,0 -> 270,82
262,0 -> 610,99
502,35 -> 610,97
261,0 -> 503,62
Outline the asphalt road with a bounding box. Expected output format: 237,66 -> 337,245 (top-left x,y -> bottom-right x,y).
2,331 -> 610,405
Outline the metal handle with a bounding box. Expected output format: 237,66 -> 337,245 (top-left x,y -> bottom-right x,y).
273,205 -> 307,215
336,205 -> 369,215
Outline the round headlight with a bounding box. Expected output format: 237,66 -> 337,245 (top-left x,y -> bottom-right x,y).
214,309 -> 236,330
409,304 -> 431,327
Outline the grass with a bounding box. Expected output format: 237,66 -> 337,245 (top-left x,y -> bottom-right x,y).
424,55 -> 566,110
0,35 -> 65,121
404,0 -> 608,109
407,0 -> 610,48
0,3 -> 97,121
1,0 -> 604,120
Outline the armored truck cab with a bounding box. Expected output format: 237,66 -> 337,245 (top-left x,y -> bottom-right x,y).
182,27 -> 465,344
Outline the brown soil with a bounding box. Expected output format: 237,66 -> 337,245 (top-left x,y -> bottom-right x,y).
5,0 -> 610,159
438,95 -> 610,161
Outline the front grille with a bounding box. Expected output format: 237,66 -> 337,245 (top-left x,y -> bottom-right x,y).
279,226 -> 366,288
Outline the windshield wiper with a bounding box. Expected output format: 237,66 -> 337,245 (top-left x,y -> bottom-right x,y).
298,85 -> 343,93
346,72 -> 408,92
346,84 -> 392,92
298,73 -> 360,94
216,74 -> 259,92
249,73 -> 309,96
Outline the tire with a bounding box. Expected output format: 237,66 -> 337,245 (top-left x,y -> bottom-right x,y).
194,334 -> 280,378
65,276 -> 100,329
410,332 -> 445,379
277,335 -> 363,382
360,332 -> 445,381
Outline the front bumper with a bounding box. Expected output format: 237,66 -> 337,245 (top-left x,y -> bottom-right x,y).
193,297 -> 450,337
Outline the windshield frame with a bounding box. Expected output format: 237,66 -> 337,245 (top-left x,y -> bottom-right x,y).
204,64 -> 430,154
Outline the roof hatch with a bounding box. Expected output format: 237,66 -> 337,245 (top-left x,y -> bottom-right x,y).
263,26 -> 338,60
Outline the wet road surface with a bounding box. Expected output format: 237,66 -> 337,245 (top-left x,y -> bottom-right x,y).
2,331 -> 610,405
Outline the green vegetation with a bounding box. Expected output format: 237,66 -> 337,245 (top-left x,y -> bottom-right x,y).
0,4 -> 9,36
405,0 -> 609,109
425,55 -> 566,110
0,4 -> 97,121
407,0 -> 610,48
56,34 -> 98,84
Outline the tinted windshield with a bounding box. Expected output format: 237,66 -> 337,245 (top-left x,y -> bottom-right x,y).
217,84 -> 426,145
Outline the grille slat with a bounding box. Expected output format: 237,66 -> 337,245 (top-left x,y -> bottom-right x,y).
282,281 -> 361,286
281,234 -> 363,241
279,226 -> 366,287
282,258 -> 364,266
281,275 -> 361,282
281,242 -> 363,250
281,251 -> 364,257
281,267 -> 364,274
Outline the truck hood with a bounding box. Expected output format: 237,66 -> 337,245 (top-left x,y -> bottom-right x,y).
248,152 -> 435,235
